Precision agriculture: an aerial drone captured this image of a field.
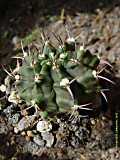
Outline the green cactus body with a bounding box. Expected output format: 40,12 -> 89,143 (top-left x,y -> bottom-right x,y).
57,45 -> 66,54
63,60 -> 100,93
16,65 -> 43,104
40,64 -> 58,115
43,41 -> 56,57
14,36 -> 104,118
77,49 -> 100,69
51,67 -> 74,112
54,84 -> 74,113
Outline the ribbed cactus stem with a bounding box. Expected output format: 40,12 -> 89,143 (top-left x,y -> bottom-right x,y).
5,32 -> 113,118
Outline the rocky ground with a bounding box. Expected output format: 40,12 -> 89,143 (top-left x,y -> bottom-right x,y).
0,0 -> 120,159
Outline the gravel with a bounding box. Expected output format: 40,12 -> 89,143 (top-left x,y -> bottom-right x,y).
8,113 -> 20,125
14,115 -> 35,133
33,136 -> 45,147
3,105 -> 15,118
41,131 -> 54,147
0,123 -> 6,134
22,141 -> 39,155
36,120 -> 52,133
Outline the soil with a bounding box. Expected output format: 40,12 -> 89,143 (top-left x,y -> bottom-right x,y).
0,0 -> 120,159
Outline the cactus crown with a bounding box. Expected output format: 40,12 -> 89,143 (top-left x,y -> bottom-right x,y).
8,34 -> 105,118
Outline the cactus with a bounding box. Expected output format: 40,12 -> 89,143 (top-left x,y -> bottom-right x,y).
3,35 -> 113,118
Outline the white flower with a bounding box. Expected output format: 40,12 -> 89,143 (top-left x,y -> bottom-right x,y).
60,78 -> 69,86
0,84 -> 6,92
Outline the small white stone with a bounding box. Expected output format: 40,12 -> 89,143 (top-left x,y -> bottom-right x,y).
14,127 -> 19,134
14,116 -> 35,133
8,95 -> 18,104
0,84 -> 6,92
60,78 -> 69,86
36,121 -> 52,133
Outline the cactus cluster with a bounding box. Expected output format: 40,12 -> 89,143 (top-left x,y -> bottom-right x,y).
8,36 -> 106,118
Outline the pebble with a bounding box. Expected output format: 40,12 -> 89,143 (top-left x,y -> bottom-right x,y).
14,115 -> 35,133
102,116 -> 107,121
100,131 -> 115,150
27,130 -> 35,137
71,137 -> 80,148
36,120 -> 52,133
21,131 -> 26,136
0,123 -> 6,134
23,141 -> 39,155
8,113 -> 20,125
90,119 -> 96,125
3,105 -> 14,117
41,131 -> 54,147
3,105 -> 20,126
57,151 -> 63,159
75,127 -> 88,141
68,124 -> 78,132
0,84 -> 6,92
33,136 -> 45,147
25,136 -> 31,142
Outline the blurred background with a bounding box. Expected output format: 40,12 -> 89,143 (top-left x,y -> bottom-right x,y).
0,0 -> 116,64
